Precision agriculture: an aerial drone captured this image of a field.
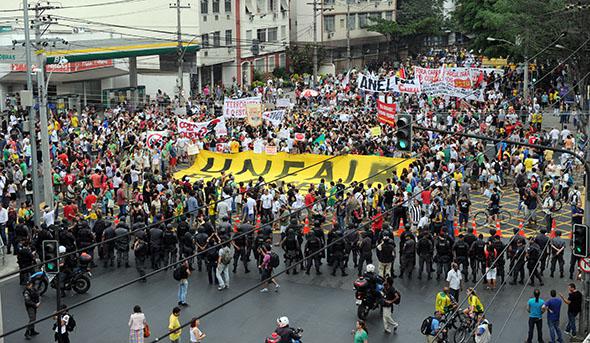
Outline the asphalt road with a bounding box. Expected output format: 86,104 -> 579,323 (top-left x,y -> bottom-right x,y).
1,232 -> 583,343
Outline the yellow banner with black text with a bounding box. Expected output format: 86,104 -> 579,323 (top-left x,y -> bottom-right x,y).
174,150 -> 414,188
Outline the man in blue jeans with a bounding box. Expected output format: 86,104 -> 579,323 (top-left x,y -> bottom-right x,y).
543,289 -> 563,343
527,289 -> 546,343
560,283 -> 582,338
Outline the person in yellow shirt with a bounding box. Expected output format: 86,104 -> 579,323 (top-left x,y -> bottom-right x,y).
463,288 -> 485,321
435,287 -> 456,315
168,307 -> 182,343
229,139 -> 240,153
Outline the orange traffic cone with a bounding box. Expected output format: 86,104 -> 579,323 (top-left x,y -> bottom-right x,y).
549,218 -> 557,238
332,212 -> 337,227
518,218 -> 526,237
255,215 -> 261,233
472,218 -> 478,236
495,219 -> 502,237
303,217 -> 310,235
453,219 -> 459,237
233,217 -> 241,233
397,218 -> 405,236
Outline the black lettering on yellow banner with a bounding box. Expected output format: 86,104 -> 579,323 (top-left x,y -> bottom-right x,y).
200,158 -> 232,173
236,159 -> 272,176
276,161 -> 305,178
309,161 -> 333,182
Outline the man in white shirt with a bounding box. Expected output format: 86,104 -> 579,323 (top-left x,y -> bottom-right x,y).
42,205 -> 56,226
260,189 -> 273,223
245,194 -> 257,224
446,262 -> 463,303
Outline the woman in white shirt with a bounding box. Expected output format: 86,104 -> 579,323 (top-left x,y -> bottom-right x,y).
190,318 -> 206,342
128,305 -> 147,343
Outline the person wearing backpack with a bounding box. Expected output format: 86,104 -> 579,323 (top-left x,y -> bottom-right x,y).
174,261 -> 191,307
422,311 -> 444,343
259,244 -> 280,293
54,304 -> 74,343
133,227 -> 149,282
382,276 -> 400,334
216,244 -> 233,291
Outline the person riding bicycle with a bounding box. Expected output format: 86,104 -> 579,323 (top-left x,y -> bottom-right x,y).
463,288 -> 485,322
435,287 -> 457,315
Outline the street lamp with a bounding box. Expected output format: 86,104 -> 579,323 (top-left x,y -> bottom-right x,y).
487,36 -> 529,101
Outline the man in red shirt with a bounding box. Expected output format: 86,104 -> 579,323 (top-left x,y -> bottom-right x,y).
84,192 -> 97,213
90,170 -> 102,195
116,183 -> 127,217
63,201 -> 78,222
304,189 -> 316,209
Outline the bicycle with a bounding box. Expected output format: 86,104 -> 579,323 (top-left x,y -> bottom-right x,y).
473,207 -> 511,226
453,315 -> 477,343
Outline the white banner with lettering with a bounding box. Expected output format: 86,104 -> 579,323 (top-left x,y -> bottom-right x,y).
177,117 -> 228,137
262,110 -> 286,127
223,96 -> 262,118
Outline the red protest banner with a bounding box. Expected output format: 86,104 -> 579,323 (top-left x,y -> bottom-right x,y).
377,100 -> 396,126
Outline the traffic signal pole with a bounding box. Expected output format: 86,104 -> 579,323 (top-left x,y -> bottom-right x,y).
414,125 -> 590,336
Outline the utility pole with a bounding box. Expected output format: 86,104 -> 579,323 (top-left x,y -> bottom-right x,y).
22,0 -> 41,226
523,54 -> 529,102
170,0 -> 191,107
312,0 -> 318,88
33,2 -> 55,211
346,2 -> 351,71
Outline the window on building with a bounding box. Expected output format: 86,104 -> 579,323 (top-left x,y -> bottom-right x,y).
225,29 -> 232,46
280,0 -> 288,11
358,13 -> 368,28
246,29 -> 252,41
257,28 -> 267,42
202,33 -> 210,46
347,13 -> 356,30
213,31 -> 221,47
369,12 -> 381,21
340,18 -> 345,28
256,0 -> 265,12
245,0 -> 253,13
268,56 -> 275,71
280,25 -> 286,40
324,15 -> 335,32
324,0 -> 335,5
385,11 -> 393,21
279,53 -> 286,67
255,58 -> 265,71
225,0 -> 232,12
268,27 -> 278,42
212,0 -> 220,12
269,0 -> 277,12
201,0 -> 208,14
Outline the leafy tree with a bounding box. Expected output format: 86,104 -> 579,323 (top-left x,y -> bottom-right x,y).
286,44 -> 326,75
366,0 -> 445,56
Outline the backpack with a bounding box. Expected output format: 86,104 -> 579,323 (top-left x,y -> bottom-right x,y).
269,251 -> 280,268
393,289 -> 401,305
66,314 -> 76,332
221,247 -> 233,265
173,265 -> 183,281
420,316 -> 433,335
26,180 -> 33,192
134,240 -> 147,257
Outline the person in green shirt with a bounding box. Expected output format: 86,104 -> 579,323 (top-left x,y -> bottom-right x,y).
354,320 -> 368,343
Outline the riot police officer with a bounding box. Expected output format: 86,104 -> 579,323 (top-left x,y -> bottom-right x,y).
282,227 -> 301,275
102,222 -> 116,268
162,224 -> 178,268
232,223 -> 252,273
114,222 -> 130,268
399,234 -> 416,279
435,233 -> 452,281
469,234 -> 486,283
417,231 -> 434,280
330,231 -> 348,277
304,232 -> 323,275
453,234 -> 470,280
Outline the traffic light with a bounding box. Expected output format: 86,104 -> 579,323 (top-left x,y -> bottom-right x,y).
572,224 -> 589,257
395,114 -> 412,151
42,240 -> 60,273
251,38 -> 260,56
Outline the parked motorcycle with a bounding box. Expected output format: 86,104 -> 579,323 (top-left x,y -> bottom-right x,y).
353,276 -> 383,320
30,253 -> 93,296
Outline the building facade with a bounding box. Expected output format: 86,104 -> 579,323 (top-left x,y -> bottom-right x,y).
0,0 -> 289,110
290,0 -> 397,72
